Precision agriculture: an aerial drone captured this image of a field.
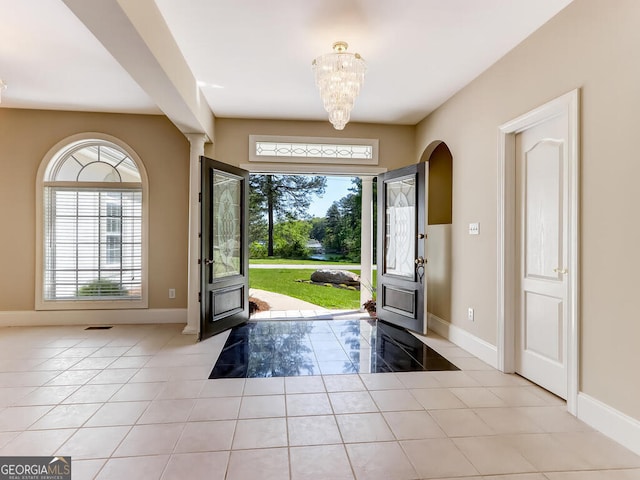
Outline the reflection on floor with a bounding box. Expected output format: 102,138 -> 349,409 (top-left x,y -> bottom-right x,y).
209,319 -> 459,379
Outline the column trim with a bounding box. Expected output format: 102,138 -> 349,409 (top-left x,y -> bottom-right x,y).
360,176 -> 375,309
184,134 -> 207,335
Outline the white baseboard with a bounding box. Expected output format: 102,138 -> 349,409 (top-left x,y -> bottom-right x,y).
577,392 -> 640,456
0,308 -> 187,327
181,325 -> 199,335
428,313 -> 498,368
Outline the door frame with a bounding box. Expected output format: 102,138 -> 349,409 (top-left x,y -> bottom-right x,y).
497,89 -> 580,414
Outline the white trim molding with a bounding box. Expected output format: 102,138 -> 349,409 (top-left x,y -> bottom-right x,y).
428,313 -> 498,368
577,393 -> 640,456
184,134 -> 206,336
0,308 -> 187,327
497,89 -> 580,414
240,162 -> 385,176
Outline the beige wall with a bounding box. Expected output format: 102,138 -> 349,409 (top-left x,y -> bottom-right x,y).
0,108 -> 190,311
416,0 -> 640,420
426,224 -> 452,323
213,118 -> 415,171
427,143 -> 453,226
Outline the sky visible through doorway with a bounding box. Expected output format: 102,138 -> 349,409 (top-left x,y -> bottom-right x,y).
308,176 -> 355,218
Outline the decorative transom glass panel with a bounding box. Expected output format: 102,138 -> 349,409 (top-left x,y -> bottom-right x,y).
43,141 -> 143,301
47,144 -> 142,183
255,141 -> 372,160
213,171 -> 241,278
384,176 -> 416,278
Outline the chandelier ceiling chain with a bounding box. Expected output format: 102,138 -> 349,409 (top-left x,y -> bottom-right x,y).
312,41 -> 366,130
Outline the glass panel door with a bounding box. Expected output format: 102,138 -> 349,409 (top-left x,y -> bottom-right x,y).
377,163 -> 427,334
200,157 -> 249,341
384,176 -> 416,278
213,172 -> 241,278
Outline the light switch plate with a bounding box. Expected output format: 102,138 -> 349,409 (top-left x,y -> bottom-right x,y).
469,222 -> 480,235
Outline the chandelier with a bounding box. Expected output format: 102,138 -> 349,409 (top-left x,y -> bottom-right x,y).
312,41 -> 366,130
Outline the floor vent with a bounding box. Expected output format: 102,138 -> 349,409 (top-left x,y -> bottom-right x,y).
84,326 -> 113,330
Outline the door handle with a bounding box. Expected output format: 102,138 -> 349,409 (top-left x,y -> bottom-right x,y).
204,259 -> 215,266
415,256 -> 426,283
417,233 -> 426,239
553,267 -> 567,274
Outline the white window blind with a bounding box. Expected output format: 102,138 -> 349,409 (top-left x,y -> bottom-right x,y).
44,188 -> 142,300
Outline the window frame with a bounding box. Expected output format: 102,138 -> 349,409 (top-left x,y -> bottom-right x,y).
248,135 -> 379,165
35,133 -> 149,310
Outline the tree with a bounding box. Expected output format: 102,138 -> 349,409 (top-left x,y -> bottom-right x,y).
323,203 -> 343,253
249,174 -> 327,256
310,217 -> 327,243
320,177 -> 377,262
273,219 -> 312,258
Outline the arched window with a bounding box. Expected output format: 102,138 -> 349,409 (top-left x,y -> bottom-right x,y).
36,134 -> 148,309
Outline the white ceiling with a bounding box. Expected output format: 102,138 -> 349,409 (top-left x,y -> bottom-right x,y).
0,0 -> 573,126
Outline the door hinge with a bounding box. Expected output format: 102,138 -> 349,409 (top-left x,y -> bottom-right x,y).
198,192 -> 201,202
198,292 -> 201,303
197,259 -> 201,265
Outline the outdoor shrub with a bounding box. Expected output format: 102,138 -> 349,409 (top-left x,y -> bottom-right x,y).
275,238 -> 309,259
77,279 -> 128,297
249,241 -> 268,258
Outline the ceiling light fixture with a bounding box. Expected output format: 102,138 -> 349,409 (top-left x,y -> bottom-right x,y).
0,79 -> 6,103
312,41 -> 366,130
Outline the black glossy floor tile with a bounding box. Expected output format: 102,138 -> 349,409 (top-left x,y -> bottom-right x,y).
209,319 -> 459,379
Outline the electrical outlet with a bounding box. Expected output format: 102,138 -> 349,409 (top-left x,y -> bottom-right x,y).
468,307 -> 474,322
169,288 -> 176,299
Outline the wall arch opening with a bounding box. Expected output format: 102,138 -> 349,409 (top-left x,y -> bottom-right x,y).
421,141 -> 453,325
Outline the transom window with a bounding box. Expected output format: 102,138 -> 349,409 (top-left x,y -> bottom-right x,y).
255,141 -> 373,160
249,135 -> 378,165
40,139 -> 145,306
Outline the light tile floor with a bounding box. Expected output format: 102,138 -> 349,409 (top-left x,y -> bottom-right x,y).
0,322 -> 639,480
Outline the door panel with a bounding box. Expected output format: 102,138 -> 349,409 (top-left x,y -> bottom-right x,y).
200,157 -> 249,341
377,163 -> 427,333
515,115 -> 568,398
524,141 -> 563,280
524,292 -> 563,362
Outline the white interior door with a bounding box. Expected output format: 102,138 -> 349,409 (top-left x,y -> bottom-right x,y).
515,113 -> 569,399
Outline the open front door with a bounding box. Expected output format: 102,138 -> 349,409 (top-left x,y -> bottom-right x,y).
377,163 -> 427,334
200,157 -> 249,341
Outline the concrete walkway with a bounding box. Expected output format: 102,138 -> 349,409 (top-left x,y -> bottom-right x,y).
249,288 -> 322,310
249,288 -> 365,321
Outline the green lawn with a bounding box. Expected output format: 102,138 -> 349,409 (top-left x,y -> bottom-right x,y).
249,268 -> 362,309
249,258 -> 358,266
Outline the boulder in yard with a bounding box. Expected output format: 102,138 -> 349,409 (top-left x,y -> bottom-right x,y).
310,269 -> 360,286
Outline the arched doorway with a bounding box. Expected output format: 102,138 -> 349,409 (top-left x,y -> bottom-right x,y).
420,141 -> 453,327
